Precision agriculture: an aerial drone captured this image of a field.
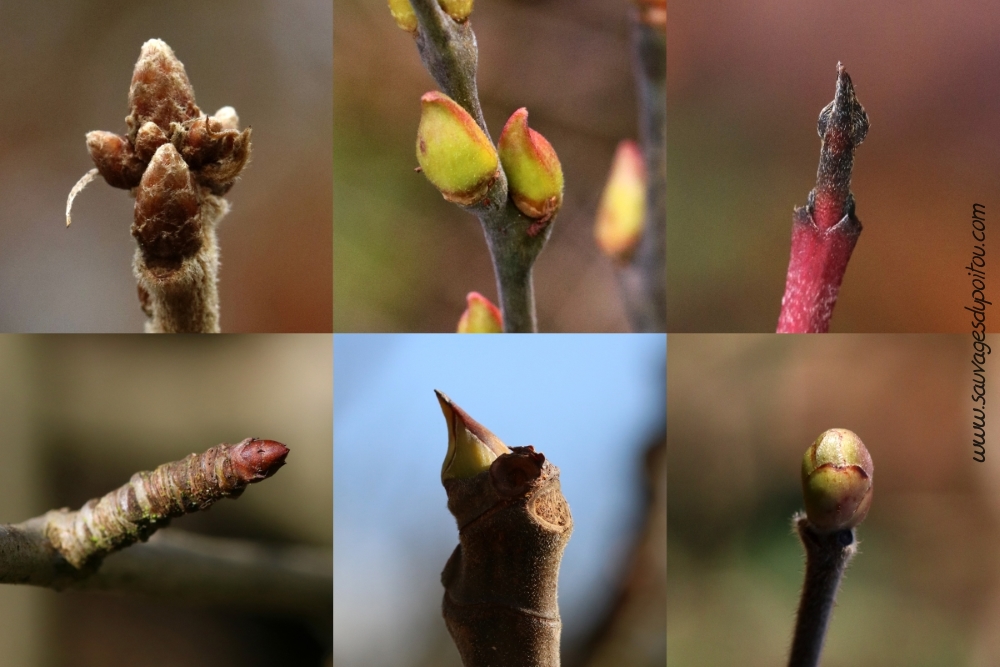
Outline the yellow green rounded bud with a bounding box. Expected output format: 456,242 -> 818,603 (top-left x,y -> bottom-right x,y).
594,140 -> 646,263
439,0 -> 473,22
387,0 -> 418,32
457,292 -> 502,333
801,429 -> 873,533
417,91 -> 499,206
436,390 -> 511,481
498,108 -> 564,222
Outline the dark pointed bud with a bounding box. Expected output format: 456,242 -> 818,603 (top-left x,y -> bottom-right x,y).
436,390 -> 511,481
802,429 -> 873,533
498,108 -> 564,222
86,131 -> 146,189
127,39 -> 201,141
457,292 -> 502,333
416,91 -> 498,206
132,143 -> 202,262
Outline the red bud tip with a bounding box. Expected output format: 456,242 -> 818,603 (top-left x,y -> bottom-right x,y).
230,438 -> 289,483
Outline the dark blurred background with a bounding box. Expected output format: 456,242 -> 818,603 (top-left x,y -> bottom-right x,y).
0,335 -> 332,666
668,334 -> 1000,665
668,1 -> 999,331
0,0 -> 332,331
334,0 -> 642,332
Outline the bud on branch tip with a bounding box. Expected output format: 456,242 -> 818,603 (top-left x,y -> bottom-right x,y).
456,291 -> 502,333
417,91 -> 498,206
498,108 -> 564,224
801,428 -> 873,533
436,390 -> 511,481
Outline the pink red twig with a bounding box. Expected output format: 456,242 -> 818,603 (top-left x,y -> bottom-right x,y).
777,64 -> 869,333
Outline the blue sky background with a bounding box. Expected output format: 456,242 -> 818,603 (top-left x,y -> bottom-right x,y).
333,334 -> 665,666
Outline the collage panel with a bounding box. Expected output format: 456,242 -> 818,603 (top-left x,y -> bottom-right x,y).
0,1 -> 332,333
333,333 -> 666,666
334,1 -> 664,333
667,334 -> 998,665
668,3 -> 996,332
0,335 -> 332,666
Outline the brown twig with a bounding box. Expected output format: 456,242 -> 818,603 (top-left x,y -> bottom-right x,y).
437,392 -> 573,666
0,438 -> 287,587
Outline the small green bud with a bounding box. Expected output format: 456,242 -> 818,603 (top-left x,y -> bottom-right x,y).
801,429 -> 873,533
457,292 -> 502,333
498,108 -> 564,222
436,390 -> 511,481
417,91 -> 499,206
594,140 -> 646,263
387,0 -> 418,32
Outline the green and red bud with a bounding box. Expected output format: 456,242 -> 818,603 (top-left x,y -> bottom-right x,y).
498,108 -> 564,223
436,390 -> 512,481
801,429 -> 873,533
388,0 -> 474,33
594,140 -> 646,263
416,91 -> 499,206
457,292 -> 502,333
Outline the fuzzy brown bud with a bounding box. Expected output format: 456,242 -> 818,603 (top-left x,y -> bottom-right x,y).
86,131 -> 146,190
126,39 -> 201,142
132,143 -> 202,262
172,116 -> 252,195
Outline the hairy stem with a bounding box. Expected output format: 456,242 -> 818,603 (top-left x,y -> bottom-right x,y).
135,193 -> 227,333
441,438 -> 572,665
617,8 -> 666,333
788,514 -> 857,667
408,0 -> 549,332
778,64 -> 869,334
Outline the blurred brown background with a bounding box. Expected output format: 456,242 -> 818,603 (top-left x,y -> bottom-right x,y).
667,334 -> 1000,665
667,1 -> 999,331
0,335 -> 332,666
0,0 -> 332,332
334,0 -> 641,332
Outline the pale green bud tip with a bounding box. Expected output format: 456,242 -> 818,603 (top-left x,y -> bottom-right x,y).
417,92 -> 499,206
595,140 -> 646,263
437,390 -> 512,481
802,428 -> 873,533
388,0 -> 418,32
498,108 -> 564,222
457,292 -> 502,333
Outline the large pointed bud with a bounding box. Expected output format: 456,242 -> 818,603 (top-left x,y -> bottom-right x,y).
456,292 -> 502,333
498,108 -> 564,222
594,140 -> 646,263
436,390 -> 511,481
416,92 -> 498,206
801,429 -> 873,533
